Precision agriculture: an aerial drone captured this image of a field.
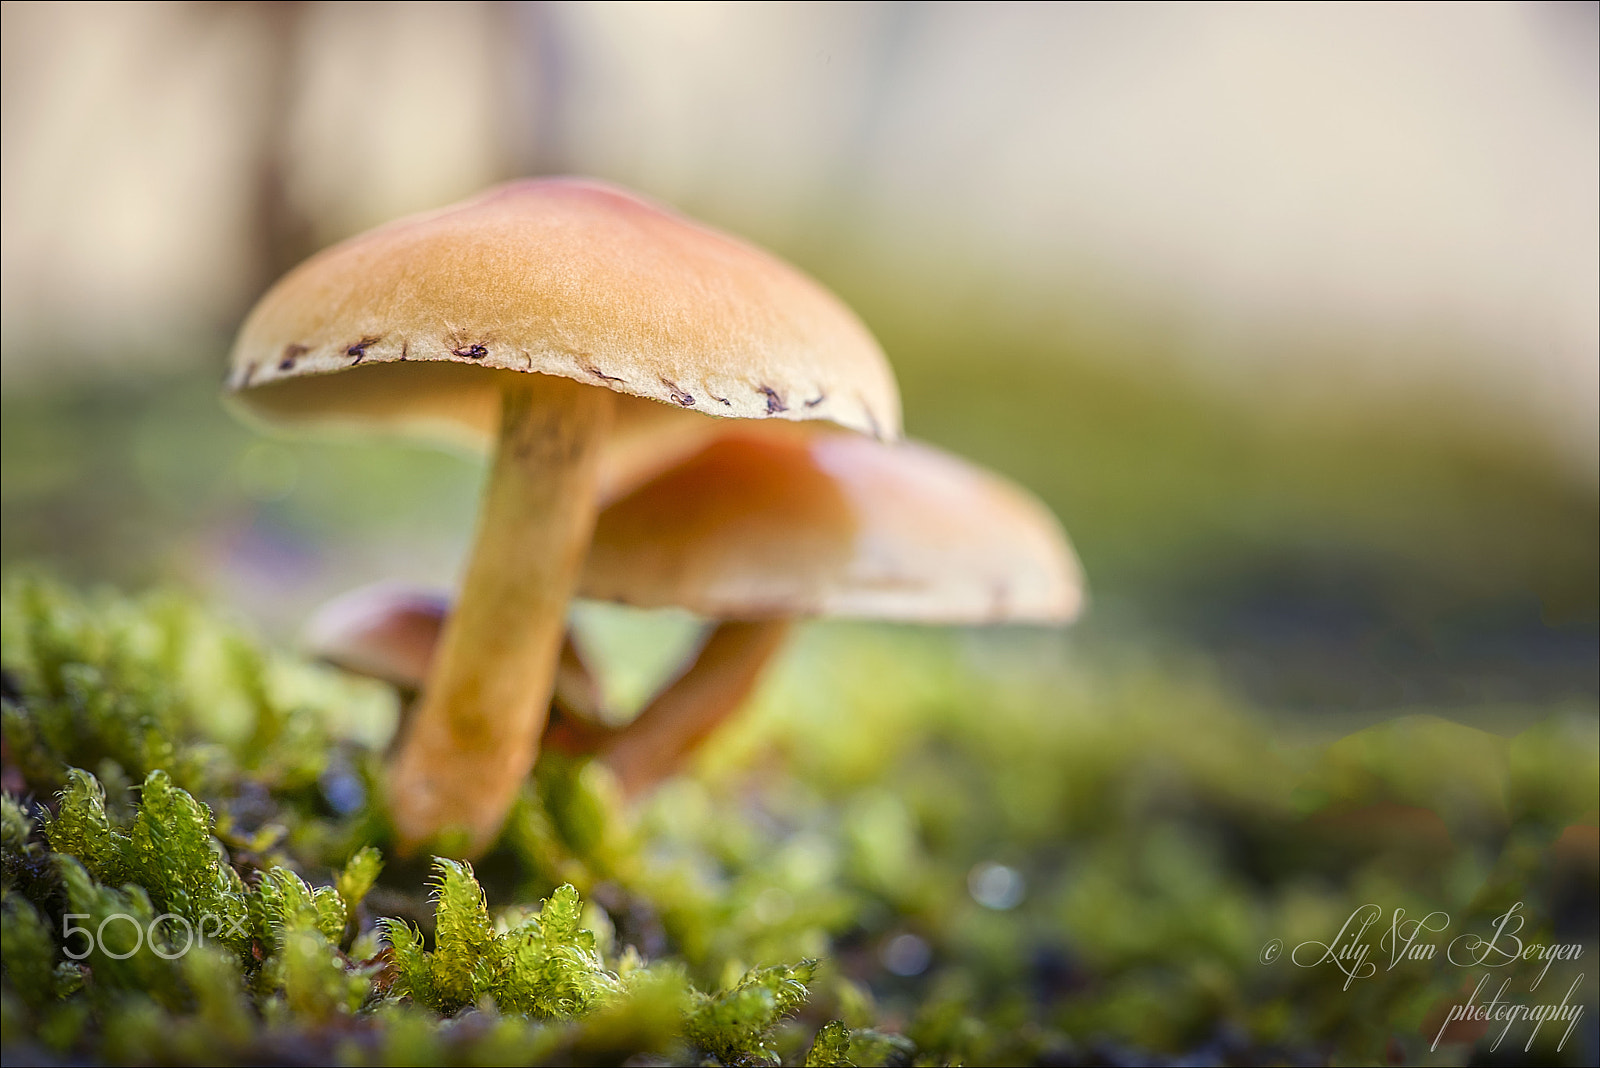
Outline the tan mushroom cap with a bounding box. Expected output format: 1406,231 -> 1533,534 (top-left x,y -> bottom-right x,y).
579,430 -> 1084,624
226,178 -> 900,445
303,582 -> 450,688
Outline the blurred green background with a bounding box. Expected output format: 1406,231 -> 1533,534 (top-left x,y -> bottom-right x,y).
3,3 -> 1596,1064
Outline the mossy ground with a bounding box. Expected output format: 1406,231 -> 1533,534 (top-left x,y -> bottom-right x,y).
2,574 -> 1596,1066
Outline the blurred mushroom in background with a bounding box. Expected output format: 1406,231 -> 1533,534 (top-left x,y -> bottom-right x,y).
306,427 -> 1083,799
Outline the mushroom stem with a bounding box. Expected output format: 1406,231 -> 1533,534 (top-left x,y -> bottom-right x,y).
385,631 -> 604,759
598,619 -> 792,798
387,375 -> 613,855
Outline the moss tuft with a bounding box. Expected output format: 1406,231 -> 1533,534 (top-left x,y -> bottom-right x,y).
687,959 -> 817,1066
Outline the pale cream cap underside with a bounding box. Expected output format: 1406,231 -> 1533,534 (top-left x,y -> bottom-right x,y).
227,178 -> 900,443
581,431 -> 1084,624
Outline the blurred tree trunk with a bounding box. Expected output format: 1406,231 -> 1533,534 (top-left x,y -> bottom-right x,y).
495,1 -> 562,179
244,0 -> 316,298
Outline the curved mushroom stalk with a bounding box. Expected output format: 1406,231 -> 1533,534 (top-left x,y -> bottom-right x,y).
387,377 -> 613,855
597,619 -> 791,798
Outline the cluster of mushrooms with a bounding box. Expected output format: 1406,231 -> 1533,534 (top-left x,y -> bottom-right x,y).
228,179 -> 1082,858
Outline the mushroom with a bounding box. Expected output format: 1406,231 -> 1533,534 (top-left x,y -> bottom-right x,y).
306,428 -> 1083,798
301,582 -> 606,736
227,178 -> 900,854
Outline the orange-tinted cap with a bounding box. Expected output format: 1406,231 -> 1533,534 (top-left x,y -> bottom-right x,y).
580,431 -> 1083,624
226,178 -> 900,450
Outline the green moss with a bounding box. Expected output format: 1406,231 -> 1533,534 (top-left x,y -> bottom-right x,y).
3,573 -> 1596,1065
385,861 -> 617,1021
9,756 -> 848,1064
686,959 -> 816,1066
804,1021 -> 916,1068
337,845 -> 384,916
1,893 -> 62,1012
